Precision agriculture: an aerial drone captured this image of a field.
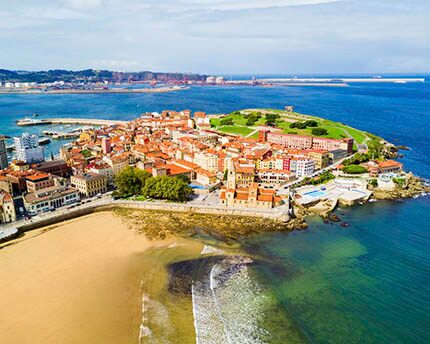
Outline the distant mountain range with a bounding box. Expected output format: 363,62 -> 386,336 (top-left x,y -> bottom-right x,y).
0,69 -> 207,83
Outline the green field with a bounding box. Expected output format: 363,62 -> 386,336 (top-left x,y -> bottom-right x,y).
210,109 -> 372,145
216,125 -> 255,136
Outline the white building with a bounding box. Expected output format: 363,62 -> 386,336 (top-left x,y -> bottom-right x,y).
194,150 -> 218,173
24,185 -> 80,216
295,159 -> 315,177
14,133 -> 45,163
206,76 -> 216,84
4,82 -> 14,88
215,76 -> 225,84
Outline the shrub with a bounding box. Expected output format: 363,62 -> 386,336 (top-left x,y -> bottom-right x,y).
342,165 -> 368,174
311,128 -> 328,136
369,179 -> 378,187
393,178 -> 405,187
311,171 -> 334,185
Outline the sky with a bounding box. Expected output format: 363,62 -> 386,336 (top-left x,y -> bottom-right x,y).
0,0 -> 429,74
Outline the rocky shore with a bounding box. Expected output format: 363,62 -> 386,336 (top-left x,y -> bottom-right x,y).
371,174 -> 430,200
113,208 -> 308,241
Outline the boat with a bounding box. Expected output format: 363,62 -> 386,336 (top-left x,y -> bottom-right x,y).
38,137 -> 51,145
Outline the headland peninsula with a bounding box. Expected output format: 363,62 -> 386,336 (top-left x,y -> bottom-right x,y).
1,106 -> 428,243
1,105 -> 429,344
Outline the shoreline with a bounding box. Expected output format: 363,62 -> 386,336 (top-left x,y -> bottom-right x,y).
0,86 -> 188,95
0,211 -> 220,344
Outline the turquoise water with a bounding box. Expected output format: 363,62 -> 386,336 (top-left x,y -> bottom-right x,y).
304,190 -> 326,197
244,197 -> 430,343
0,79 -> 429,342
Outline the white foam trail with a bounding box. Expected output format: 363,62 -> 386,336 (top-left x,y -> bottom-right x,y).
191,258 -> 269,344
209,264 -> 232,343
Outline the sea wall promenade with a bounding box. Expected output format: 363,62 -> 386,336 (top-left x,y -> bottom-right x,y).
0,197 -> 289,238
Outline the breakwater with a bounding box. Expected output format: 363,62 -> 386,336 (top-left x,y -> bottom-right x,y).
17,118 -> 127,127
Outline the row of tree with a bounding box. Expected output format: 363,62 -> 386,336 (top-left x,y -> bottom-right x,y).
114,166 -> 193,202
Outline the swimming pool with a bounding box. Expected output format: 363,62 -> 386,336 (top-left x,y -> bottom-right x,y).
303,190 -> 326,197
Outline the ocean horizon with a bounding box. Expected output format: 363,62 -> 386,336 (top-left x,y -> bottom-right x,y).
0,78 -> 429,343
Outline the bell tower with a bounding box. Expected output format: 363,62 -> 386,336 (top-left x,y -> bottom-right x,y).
226,158 -> 236,190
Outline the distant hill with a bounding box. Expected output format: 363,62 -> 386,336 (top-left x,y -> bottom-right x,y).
0,69 -> 206,83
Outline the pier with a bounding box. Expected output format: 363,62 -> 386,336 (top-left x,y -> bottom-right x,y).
16,118 -> 127,127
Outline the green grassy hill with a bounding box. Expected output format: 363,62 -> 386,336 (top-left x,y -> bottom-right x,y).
210,109 -> 375,146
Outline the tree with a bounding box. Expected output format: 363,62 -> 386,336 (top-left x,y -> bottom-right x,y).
176,174 -> 191,184
114,166 -> 151,197
81,149 -> 92,158
311,128 -> 328,136
142,176 -> 193,202
265,113 -> 280,126
304,120 -> 318,127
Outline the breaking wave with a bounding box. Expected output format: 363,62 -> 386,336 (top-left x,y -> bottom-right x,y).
191,256 -> 269,344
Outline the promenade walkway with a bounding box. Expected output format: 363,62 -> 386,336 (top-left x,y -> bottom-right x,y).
0,196 -> 289,239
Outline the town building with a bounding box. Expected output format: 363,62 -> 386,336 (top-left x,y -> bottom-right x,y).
257,169 -> 291,186
258,130 -> 353,154
101,137 -> 112,154
71,172 -> 107,197
25,173 -> 55,193
89,163 -> 114,184
33,160 -> 71,178
0,191 -> 16,223
14,133 -> 44,164
220,159 -> 282,208
295,158 -> 315,177
23,185 -> 80,215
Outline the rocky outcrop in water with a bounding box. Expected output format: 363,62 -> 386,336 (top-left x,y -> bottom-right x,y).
372,175 -> 430,200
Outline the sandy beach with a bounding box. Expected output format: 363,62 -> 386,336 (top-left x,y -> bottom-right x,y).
0,211 -> 201,344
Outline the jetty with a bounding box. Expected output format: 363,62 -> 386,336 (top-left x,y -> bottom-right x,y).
16,118 -> 127,127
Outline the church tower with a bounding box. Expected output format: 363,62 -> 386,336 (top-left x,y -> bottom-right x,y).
226,158 -> 236,190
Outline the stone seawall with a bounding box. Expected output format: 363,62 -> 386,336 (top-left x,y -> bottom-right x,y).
14,200 -> 289,233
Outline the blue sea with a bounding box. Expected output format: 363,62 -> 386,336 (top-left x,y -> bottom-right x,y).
1,78 -> 429,343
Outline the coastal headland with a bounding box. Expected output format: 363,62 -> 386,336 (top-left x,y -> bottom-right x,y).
3,106 -> 428,243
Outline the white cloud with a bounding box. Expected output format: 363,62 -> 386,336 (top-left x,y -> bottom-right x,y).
64,0 -> 104,10
90,59 -> 140,69
0,0 -> 428,74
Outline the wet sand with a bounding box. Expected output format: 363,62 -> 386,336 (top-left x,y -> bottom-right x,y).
0,212 -> 201,344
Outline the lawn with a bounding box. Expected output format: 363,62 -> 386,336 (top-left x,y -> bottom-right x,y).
217,125 -> 255,136
210,109 -> 371,143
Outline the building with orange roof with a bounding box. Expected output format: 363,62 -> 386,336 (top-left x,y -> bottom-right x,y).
220,159 -> 283,209
377,160 -> 403,174
25,172 -> 55,193
195,168 -> 218,186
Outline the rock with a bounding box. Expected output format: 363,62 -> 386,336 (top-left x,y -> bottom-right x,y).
340,222 -> 350,228
329,213 -> 341,222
